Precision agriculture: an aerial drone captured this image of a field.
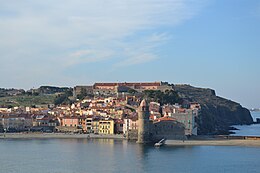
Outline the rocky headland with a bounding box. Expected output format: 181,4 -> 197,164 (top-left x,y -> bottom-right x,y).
173,84 -> 253,135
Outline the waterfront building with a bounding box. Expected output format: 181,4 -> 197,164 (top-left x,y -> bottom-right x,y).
92,118 -> 100,134
61,116 -> 79,127
114,119 -> 124,134
33,115 -> 51,127
151,116 -> 185,140
31,115 -> 57,132
166,108 -> 198,135
86,115 -> 93,133
123,117 -> 138,135
127,100 -> 186,142
78,116 -> 86,131
99,119 -> 114,135
1,114 -> 33,131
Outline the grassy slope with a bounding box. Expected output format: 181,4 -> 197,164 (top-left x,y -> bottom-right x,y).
0,95 -> 56,107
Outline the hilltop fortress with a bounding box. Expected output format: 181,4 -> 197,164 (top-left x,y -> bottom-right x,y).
73,81 -> 172,97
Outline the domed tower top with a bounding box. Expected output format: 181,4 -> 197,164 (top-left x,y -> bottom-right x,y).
139,99 -> 149,112
140,99 -> 148,107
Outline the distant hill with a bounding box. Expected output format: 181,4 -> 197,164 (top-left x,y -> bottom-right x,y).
173,84 -> 253,135
0,95 -> 56,107
0,88 -> 25,97
36,86 -> 71,95
0,86 -> 72,107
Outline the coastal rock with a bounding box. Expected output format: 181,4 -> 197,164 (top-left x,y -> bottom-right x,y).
173,84 -> 253,135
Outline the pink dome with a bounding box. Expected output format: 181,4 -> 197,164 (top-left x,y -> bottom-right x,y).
140,99 -> 148,107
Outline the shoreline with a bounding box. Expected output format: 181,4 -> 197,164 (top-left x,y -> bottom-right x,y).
1,133 -> 260,147
0,133 -> 125,140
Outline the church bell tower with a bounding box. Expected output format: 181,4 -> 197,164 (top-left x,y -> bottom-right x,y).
137,99 -> 150,144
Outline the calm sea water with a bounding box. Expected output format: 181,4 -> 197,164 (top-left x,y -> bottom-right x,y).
231,111 -> 260,136
1,111 -> 260,173
0,138 -> 260,173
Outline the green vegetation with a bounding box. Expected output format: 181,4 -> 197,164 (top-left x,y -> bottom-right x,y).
25,91 -> 40,96
143,90 -> 181,105
0,95 -> 56,107
128,89 -> 138,95
54,90 -> 73,105
38,86 -> 71,95
0,88 -> 25,97
0,86 -> 74,107
77,88 -> 94,100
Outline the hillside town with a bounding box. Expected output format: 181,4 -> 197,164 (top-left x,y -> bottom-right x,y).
0,82 -> 201,140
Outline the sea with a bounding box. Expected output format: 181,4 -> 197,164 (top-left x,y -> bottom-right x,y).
231,111 -> 260,136
0,112 -> 260,173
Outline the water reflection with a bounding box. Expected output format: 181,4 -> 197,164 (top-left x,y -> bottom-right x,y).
0,139 -> 260,173
135,144 -> 151,172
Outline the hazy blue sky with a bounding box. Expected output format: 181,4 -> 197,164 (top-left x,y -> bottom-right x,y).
0,0 -> 259,108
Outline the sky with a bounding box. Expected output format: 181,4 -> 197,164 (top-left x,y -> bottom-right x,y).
0,0 -> 259,108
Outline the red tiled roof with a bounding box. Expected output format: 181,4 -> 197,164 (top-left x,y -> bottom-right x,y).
94,82 -> 161,88
114,119 -> 124,124
157,116 -> 176,122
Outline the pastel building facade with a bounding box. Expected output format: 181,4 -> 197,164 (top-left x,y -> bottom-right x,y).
99,120 -> 114,135
61,116 -> 79,127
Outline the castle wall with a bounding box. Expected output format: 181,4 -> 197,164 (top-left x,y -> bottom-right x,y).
126,129 -> 138,140
150,121 -> 185,141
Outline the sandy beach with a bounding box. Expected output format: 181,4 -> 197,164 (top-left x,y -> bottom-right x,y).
165,139 -> 260,147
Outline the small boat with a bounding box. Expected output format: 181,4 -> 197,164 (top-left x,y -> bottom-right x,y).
154,138 -> 166,147
154,143 -> 163,147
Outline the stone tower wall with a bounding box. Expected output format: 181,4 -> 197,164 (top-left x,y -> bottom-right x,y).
137,100 -> 150,144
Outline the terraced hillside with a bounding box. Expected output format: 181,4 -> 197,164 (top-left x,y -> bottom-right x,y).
0,95 -> 56,107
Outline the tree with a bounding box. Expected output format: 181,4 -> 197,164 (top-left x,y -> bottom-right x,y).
128,89 -> 137,95
54,94 -> 67,105
54,90 -> 73,105
77,88 -> 86,100
26,91 -> 33,96
32,92 -> 39,96
143,90 -> 181,105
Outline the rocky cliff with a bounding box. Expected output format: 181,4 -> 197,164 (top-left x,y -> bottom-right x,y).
173,84 -> 253,135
